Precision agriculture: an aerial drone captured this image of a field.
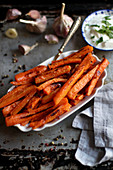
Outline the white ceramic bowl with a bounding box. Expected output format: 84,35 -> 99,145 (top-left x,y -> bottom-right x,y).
82,9 -> 113,51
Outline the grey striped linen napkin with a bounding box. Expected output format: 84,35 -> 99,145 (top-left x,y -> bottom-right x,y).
72,82 -> 113,166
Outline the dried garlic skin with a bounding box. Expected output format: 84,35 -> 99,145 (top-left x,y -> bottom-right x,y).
26,16 -> 47,33
5,28 -> 18,38
53,14 -> 73,38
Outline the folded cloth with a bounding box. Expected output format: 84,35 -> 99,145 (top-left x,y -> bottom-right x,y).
72,82 -> 113,166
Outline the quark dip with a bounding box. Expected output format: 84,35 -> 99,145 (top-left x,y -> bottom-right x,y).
84,14 -> 113,50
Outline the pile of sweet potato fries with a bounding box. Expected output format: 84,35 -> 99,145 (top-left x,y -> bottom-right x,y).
0,45 -> 109,129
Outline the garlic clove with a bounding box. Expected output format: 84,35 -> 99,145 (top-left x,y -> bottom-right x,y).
53,3 -> 73,38
26,10 -> 41,20
6,9 -> 22,20
45,34 -> 59,44
18,45 -> 31,55
18,42 -> 38,55
5,28 -> 18,38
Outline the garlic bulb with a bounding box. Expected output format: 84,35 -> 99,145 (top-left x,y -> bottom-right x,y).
26,16 -> 47,33
6,9 -> 22,20
53,3 -> 73,38
19,16 -> 47,34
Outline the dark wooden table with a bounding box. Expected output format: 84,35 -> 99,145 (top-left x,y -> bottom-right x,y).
0,2 -> 113,169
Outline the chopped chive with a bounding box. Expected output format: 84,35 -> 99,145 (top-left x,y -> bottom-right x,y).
109,26 -> 113,31
96,37 -> 103,45
90,24 -> 100,27
86,24 -> 89,26
102,20 -> 111,26
104,16 -> 111,20
91,35 -> 95,39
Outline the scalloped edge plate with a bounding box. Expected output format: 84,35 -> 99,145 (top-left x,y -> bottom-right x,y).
8,50 -> 107,132
82,9 -> 113,51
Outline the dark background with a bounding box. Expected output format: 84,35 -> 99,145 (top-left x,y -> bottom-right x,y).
0,0 -> 113,14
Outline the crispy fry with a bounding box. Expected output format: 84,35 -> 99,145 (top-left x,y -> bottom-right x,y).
53,53 -> 96,106
30,119 -> 45,129
29,102 -> 71,129
2,100 -> 21,117
26,98 -> 68,122
70,94 -> 85,106
45,103 -> 71,123
35,65 -> 71,84
31,96 -> 41,109
43,83 -> 61,95
41,87 -> 60,104
10,80 -> 32,86
0,84 -> 31,107
10,88 -> 37,116
0,85 -> 37,108
25,92 -> 43,109
5,111 -> 33,127
48,58 -> 81,69
5,98 -> 68,127
67,64 -> 99,100
27,101 -> 54,114
5,104 -> 54,127
86,58 -> 109,96
51,45 -> 93,64
37,78 -> 67,91
15,65 -> 47,82
7,101 -> 54,121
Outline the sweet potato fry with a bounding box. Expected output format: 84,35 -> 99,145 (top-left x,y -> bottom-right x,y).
43,83 -> 61,95
41,87 -> 60,104
51,45 -> 93,64
48,58 -> 81,69
5,98 -> 69,127
70,94 -> 85,106
30,119 -> 45,129
67,64 -> 99,100
10,80 -> 32,86
86,58 -> 109,96
37,78 -> 67,91
53,53 -> 96,106
2,100 -> 21,117
5,112 -> 32,127
5,106 -> 54,127
0,85 -> 37,108
45,102 -> 71,123
25,92 -> 43,109
35,65 -> 71,84
31,97 -> 41,109
7,101 -> 54,121
15,65 -> 47,82
25,98 -> 69,122
0,84 -> 30,107
28,101 -> 54,114
29,102 -> 71,129
77,93 -> 85,100
10,88 -> 37,116
29,98 -> 69,124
